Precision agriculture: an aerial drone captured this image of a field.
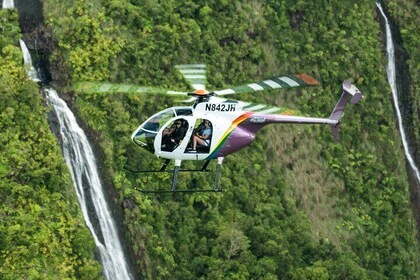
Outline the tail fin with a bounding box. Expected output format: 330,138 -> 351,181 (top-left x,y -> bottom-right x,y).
329,80 -> 363,140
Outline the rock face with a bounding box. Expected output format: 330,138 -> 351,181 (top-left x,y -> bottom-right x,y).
16,0 -> 69,86
377,3 -> 420,230
391,23 -> 418,165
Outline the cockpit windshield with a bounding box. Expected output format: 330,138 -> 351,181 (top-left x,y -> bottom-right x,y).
175,108 -> 192,116
131,107 -> 192,153
144,109 -> 175,131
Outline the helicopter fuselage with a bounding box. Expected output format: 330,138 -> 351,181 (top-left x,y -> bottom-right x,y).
131,94 -> 343,163
131,101 -> 266,161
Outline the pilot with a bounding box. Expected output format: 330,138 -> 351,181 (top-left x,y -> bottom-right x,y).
162,122 -> 176,143
189,120 -> 212,152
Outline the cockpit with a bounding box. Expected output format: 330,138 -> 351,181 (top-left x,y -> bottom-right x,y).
131,107 -> 193,153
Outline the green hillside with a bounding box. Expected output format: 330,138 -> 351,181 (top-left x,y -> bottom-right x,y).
2,0 -> 418,279
0,9 -> 102,280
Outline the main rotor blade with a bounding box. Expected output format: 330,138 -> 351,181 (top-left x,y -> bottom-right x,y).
179,97 -> 198,103
242,101 -> 301,115
176,64 -> 207,90
74,82 -> 188,95
212,73 -> 319,96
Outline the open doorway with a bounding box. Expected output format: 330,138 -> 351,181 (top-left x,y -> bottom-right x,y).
185,119 -> 213,153
161,118 -> 188,152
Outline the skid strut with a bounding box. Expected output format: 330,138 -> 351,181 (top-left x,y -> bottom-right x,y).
127,158 -> 224,193
213,157 -> 224,191
171,160 -> 181,191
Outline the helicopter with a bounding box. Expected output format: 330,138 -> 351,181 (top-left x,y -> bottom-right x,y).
76,64 -> 363,193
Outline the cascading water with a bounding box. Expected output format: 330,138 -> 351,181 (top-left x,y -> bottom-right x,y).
2,0 -> 14,9
376,2 -> 420,185
19,39 -> 133,279
46,89 -> 133,280
19,39 -> 41,82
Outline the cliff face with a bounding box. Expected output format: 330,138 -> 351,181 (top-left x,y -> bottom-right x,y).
375,1 -> 420,229
385,0 -> 420,168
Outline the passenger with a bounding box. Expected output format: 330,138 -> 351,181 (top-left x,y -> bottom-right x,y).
189,120 -> 212,152
164,120 -> 187,151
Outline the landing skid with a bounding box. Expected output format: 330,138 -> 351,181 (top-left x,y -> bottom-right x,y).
124,158 -> 224,193
134,188 -> 223,194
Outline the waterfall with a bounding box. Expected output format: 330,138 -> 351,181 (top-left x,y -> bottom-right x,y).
376,2 -> 420,184
2,0 -> 14,9
19,39 -> 41,82
19,38 -> 133,279
45,88 -> 133,280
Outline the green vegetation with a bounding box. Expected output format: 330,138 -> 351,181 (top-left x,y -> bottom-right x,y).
4,0 -> 415,279
0,9 -> 102,279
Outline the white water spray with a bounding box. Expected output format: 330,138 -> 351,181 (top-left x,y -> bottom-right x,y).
19,38 -> 132,279
19,39 -> 41,82
45,89 -> 132,280
376,2 -> 420,184
2,0 -> 14,9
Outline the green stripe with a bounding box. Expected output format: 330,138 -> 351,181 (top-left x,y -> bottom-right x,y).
272,77 -> 292,88
75,82 -> 175,95
176,64 -> 206,69
232,85 -> 256,94
185,78 -> 207,84
257,82 -> 274,90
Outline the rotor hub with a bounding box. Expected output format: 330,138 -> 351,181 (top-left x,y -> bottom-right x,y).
194,89 -> 209,96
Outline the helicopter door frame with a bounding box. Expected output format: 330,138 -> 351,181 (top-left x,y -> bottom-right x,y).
154,116 -> 195,157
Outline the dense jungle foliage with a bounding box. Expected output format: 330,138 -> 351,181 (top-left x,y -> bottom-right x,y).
43,0 -> 420,279
0,9 -> 102,280
1,0 -> 419,279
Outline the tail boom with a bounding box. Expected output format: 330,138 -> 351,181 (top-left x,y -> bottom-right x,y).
248,80 -> 362,141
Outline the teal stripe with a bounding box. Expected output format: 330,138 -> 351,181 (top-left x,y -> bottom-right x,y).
272,77 -> 291,88
256,82 -> 273,90
232,85 -> 255,93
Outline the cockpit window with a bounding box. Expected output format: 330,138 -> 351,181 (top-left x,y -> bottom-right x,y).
175,108 -> 192,116
144,109 -> 175,130
132,107 -> 192,153
132,109 -> 175,152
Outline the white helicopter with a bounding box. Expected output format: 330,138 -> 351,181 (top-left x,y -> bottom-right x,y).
76,64 -> 363,193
